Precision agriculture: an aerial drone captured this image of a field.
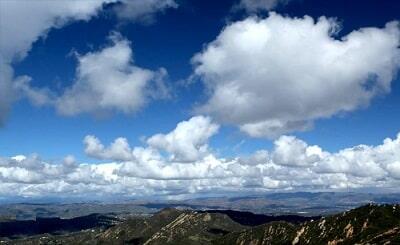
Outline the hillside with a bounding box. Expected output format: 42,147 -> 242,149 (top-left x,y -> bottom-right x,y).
3,208 -> 247,244
215,204 -> 400,245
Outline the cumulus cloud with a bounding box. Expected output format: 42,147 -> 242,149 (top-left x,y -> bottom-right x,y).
314,134 -> 400,178
2,118 -> 400,198
147,116 -> 219,162
55,33 -> 169,116
83,116 -> 219,162
84,135 -> 133,161
272,136 -> 324,167
192,13 -> 400,138
235,0 -> 291,12
114,0 -> 178,24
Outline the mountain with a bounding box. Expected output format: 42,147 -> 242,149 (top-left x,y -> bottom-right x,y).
3,208 -> 247,244
215,204 -> 400,245
2,204 -> 400,244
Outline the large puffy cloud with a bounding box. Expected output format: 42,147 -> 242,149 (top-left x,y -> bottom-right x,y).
0,0 -> 176,125
84,135 -> 133,161
2,117 -> 400,198
147,116 -> 219,162
192,13 -> 400,138
55,33 -> 169,116
272,136 -> 325,167
314,134 -> 400,179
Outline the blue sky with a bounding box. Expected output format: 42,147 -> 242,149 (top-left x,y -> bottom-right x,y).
0,0 -> 400,199
2,0 -> 400,161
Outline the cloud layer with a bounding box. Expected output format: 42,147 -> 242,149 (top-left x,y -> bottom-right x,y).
1,116 -> 400,198
193,13 -> 400,138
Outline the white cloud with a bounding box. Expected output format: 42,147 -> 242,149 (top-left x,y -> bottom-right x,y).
272,135 -> 324,167
238,150 -> 269,165
147,116 -> 219,162
83,116 -> 219,162
84,135 -> 133,161
2,126 -> 400,198
114,0 -> 178,23
192,13 -> 400,138
314,133 -> 400,178
118,155 -> 236,180
13,76 -> 55,106
55,33 -> 169,116
386,162 -> 400,179
235,0 -> 291,12
239,120 -> 312,139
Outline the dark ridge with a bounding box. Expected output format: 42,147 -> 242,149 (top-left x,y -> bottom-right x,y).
200,210 -> 319,226
0,213 -> 118,238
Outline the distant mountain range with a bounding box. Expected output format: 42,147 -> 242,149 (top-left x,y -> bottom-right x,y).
1,192 -> 400,221
2,204 -> 399,244
136,191 -> 400,216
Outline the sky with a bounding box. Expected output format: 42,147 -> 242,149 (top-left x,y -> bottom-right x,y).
0,0 -> 400,201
